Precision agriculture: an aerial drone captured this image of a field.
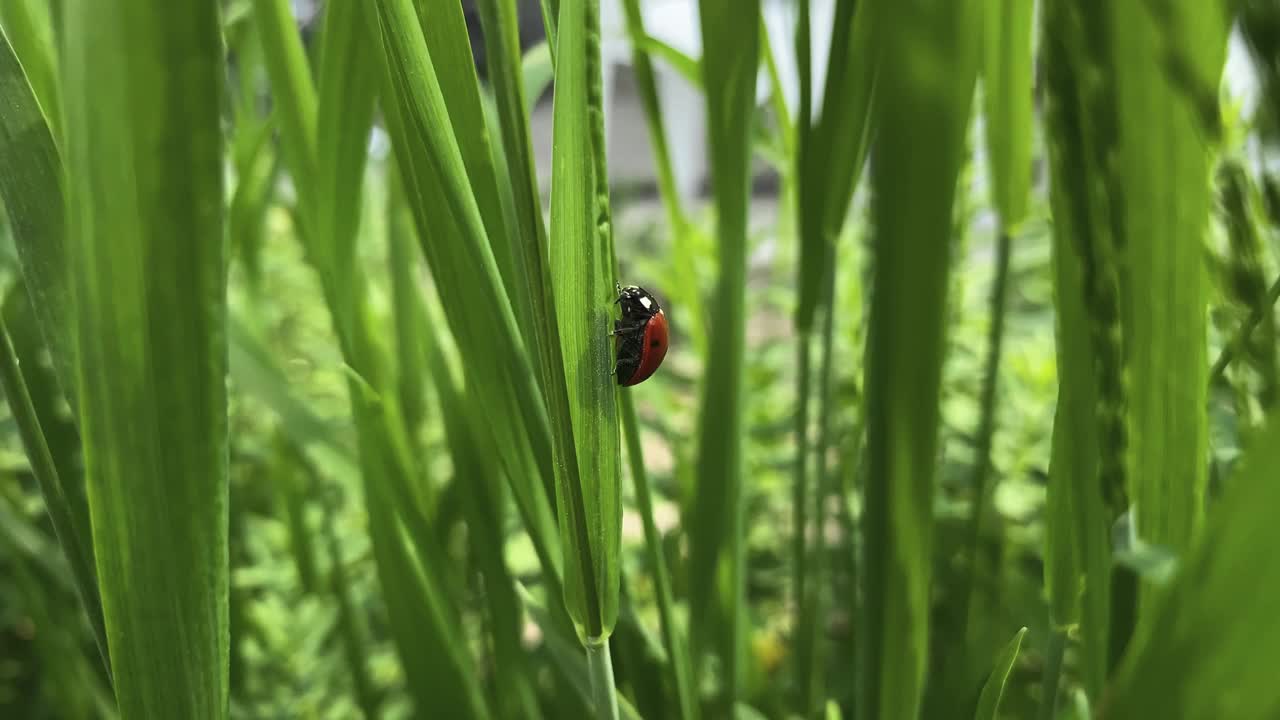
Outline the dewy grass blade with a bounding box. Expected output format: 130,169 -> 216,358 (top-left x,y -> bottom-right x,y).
1111,0 -> 1228,561
687,0 -> 758,709
1102,413 -> 1280,719
0,25 -> 106,670
62,1 -> 229,715
859,1 -> 980,718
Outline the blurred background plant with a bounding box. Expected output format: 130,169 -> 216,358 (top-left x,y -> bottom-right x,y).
0,0 -> 1278,719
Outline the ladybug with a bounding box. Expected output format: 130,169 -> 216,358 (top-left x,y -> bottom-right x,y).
613,284 -> 669,386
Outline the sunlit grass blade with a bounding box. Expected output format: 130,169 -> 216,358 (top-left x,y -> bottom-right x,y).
1111,0 -> 1228,560
859,2 -> 980,719
687,0 -> 759,709
973,627 -> 1026,720
368,0 -> 565,600
1102,413 -> 1280,719
62,0 -> 229,714
0,25 -> 107,670
547,0 -> 622,706
413,0 -> 530,336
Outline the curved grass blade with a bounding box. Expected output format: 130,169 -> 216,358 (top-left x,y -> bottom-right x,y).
62,1 -> 229,714
687,0 -> 759,709
974,627 -> 1027,720
859,1 -> 980,718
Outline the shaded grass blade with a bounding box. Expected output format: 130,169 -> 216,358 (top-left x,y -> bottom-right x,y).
0,24 -> 76,407
859,1 -> 980,718
62,0 -> 229,714
1102,414 -> 1280,719
974,627 -> 1026,720
687,0 -> 759,709
0,25 -> 106,669
1040,0 -> 1121,699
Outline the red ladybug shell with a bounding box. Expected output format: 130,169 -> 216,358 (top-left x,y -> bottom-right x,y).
621,309 -> 668,387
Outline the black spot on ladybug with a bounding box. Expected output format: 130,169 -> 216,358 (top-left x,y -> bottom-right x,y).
651,340 -> 660,348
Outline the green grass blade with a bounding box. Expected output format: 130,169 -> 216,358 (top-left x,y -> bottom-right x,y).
973,627 -> 1026,720
797,0 -> 880,331
62,1 -> 229,715
413,0 -> 528,330
1102,414 -> 1280,719
523,41 -> 555,113
0,24 -> 76,407
636,33 -> 702,90
550,0 -> 620,642
369,0 -> 565,595
0,23 -> 106,668
687,0 -> 759,708
427,326 -> 544,720
251,0 -> 317,202
981,0 -> 1033,229
0,314 -> 107,673
620,390 -> 698,720
619,0 -> 705,353
0,0 -> 61,139
1111,0 -> 1227,559
476,0 -> 554,370
1040,0 -> 1121,698
859,1 -> 980,718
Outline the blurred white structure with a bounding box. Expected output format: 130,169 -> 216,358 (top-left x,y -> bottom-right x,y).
597,0 -> 836,200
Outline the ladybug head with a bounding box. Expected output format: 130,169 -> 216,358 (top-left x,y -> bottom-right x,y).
615,284 -> 662,320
